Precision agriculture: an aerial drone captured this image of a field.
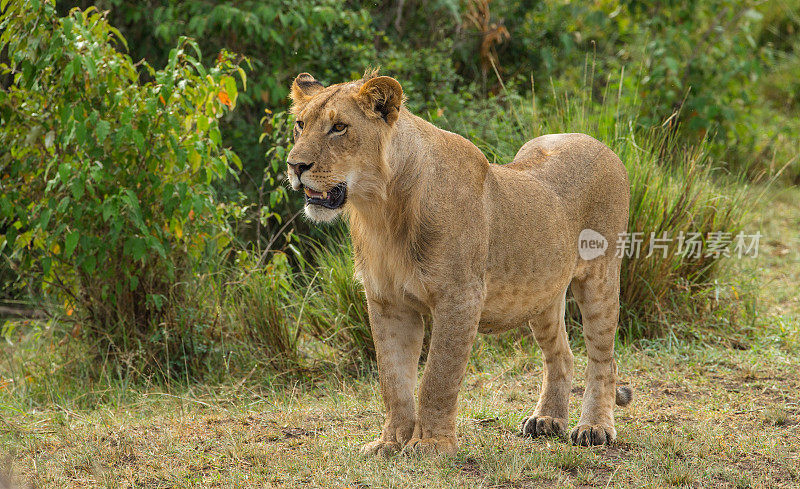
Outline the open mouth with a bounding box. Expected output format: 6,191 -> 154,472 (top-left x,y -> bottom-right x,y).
303,182 -> 347,209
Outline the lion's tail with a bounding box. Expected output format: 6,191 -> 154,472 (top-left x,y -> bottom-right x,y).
615,385 -> 633,407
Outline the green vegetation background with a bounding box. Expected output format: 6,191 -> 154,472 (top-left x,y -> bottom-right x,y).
1,0 -> 798,389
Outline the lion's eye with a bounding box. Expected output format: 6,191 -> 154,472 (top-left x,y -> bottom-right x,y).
331,123 -> 347,133
295,120 -> 304,130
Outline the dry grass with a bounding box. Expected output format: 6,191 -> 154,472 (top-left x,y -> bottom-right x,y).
1,188 -> 798,488
2,341 -> 799,488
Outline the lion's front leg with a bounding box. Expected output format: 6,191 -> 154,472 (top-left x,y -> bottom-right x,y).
360,296 -> 424,457
402,285 -> 484,457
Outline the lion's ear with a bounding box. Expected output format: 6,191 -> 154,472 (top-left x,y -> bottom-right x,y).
291,73 -> 324,104
357,76 -> 403,125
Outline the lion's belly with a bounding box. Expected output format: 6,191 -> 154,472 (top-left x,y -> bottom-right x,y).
477,273 -> 568,334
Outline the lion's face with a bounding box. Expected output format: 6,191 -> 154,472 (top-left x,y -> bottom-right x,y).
286,72 -> 403,222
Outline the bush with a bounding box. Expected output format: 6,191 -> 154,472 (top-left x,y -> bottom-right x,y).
57,0 -> 472,247
0,1 -> 245,375
219,242 -> 372,377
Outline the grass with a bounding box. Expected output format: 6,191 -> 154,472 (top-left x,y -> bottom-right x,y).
1,187 -> 799,487
2,334 -> 799,487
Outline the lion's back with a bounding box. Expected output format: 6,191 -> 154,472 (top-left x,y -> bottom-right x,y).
506,133 -> 629,246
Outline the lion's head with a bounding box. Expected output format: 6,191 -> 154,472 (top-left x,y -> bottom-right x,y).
285,70 -> 404,222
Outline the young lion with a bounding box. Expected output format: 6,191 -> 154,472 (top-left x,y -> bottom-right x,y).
285,70 -> 632,456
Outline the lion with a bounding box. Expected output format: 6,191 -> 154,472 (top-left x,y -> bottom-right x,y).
285,70 -> 632,456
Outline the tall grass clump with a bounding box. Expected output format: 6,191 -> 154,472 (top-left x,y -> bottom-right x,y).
294,238 -> 374,368
222,241 -> 372,375
445,72 -> 754,339
227,252 -> 300,370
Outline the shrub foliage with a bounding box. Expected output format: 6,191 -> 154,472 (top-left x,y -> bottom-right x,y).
0,0 -> 244,372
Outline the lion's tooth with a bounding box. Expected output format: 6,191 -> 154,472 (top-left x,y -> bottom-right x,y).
322,191 -> 328,199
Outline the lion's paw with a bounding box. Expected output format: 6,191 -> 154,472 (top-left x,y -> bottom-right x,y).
359,439 -> 402,458
520,415 -> 567,438
400,437 -> 458,456
569,424 -> 616,446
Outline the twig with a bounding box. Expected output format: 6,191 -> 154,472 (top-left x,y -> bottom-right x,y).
605,463 -> 622,489
0,306 -> 47,319
254,208 -> 302,269
732,407 -> 763,415
143,392 -> 228,412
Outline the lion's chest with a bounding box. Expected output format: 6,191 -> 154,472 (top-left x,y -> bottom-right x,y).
353,238 -> 427,303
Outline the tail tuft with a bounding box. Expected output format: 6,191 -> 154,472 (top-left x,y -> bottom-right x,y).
615,385 -> 633,407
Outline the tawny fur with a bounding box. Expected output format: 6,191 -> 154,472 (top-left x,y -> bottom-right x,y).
286,71 -> 632,456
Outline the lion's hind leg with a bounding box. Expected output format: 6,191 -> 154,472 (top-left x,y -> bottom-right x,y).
569,259 -> 625,446
521,288 -> 574,439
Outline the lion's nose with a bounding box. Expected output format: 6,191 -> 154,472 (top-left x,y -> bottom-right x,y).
287,161 -> 314,178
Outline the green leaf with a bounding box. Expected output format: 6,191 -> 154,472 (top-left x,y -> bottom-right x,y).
120,107 -> 133,125
58,163 -> 70,185
62,17 -> 74,39
0,196 -> 13,218
5,227 -> 17,251
230,151 -> 242,170
196,115 -> 209,131
131,239 -> 146,261
95,120 -> 110,143
269,29 -> 284,46
82,254 -> 96,274
102,199 -> 116,221
71,178 -> 85,200
75,120 -> 87,144
39,208 -> 52,229
63,59 -> 75,83
151,238 -> 166,258
83,54 -> 97,78
64,231 -> 79,257
132,129 -> 145,151
124,237 -> 143,260
209,127 -> 221,145
148,293 -> 164,310
236,66 -> 247,92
